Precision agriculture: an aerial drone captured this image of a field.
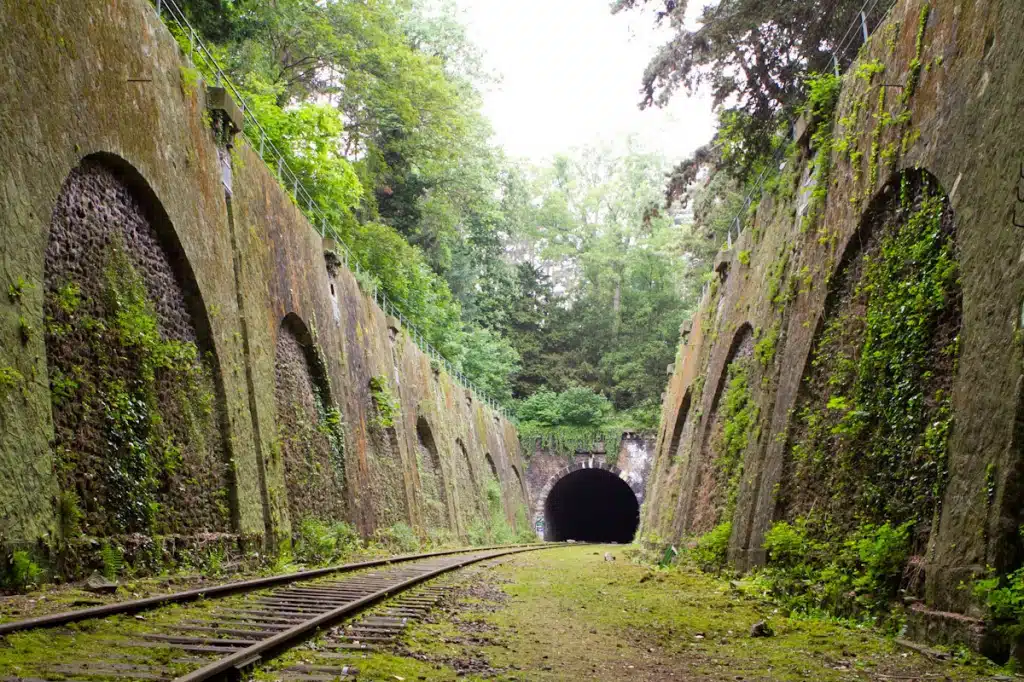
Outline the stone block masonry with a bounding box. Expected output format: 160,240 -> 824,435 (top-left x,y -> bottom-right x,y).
0,0 -> 528,576
642,0 -> 1024,656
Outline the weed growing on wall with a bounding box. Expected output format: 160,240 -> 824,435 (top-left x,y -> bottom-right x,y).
45,237 -> 228,539
369,375 -> 399,429
775,170 -> 959,615
716,362 -> 754,517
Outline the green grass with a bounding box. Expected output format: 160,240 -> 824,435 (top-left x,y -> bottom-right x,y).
313,545 -> 1003,681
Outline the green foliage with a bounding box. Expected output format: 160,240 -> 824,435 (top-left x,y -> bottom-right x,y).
737,250 -> 751,266
7,276 -> 31,303
99,541 -> 124,581
57,491 -> 83,539
615,0 -> 889,184
294,518 -> 362,565
369,375 -> 400,429
0,365 -> 24,398
786,173 -> 958,535
178,65 -> 201,97
374,522 -> 421,554
802,72 -> 842,232
716,361 -> 754,514
761,518 -> 912,620
516,387 -> 625,461
518,387 -> 612,428
53,282 -> 81,315
754,325 -> 780,367
3,551 -> 43,591
974,563 -> 1024,638
691,522 -> 732,570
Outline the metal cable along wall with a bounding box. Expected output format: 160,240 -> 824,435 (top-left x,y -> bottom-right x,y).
150,0 -> 515,421
697,0 -> 899,307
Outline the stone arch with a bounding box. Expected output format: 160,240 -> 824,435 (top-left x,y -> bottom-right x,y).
684,323 -> 755,534
484,452 -> 499,482
645,388 -> 693,535
44,153 -> 233,539
511,464 -> 527,504
533,459 -> 642,541
365,375 -> 409,527
454,437 -> 484,520
415,416 -> 450,530
777,168 -> 960,566
665,388 -> 693,472
273,313 -> 346,527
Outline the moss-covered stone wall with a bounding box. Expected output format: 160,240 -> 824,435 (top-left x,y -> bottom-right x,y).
642,0 -> 1024,647
0,0 -> 528,576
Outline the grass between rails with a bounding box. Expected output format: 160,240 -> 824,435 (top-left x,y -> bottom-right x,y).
312,545 -> 1004,681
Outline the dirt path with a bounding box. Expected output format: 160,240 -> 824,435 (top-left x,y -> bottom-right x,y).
312,544 -> 1008,681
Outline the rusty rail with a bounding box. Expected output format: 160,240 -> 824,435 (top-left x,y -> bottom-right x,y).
0,544 -> 539,636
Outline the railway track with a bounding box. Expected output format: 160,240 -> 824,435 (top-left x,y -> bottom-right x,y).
0,545 -> 548,682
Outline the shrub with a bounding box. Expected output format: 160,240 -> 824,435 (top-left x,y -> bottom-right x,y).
294,519 -> 362,565
760,518 -> 912,619
4,551 -> 43,591
374,522 -> 420,554
691,522 -> 732,570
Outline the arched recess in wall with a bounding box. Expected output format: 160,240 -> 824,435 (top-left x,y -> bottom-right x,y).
415,416 -> 450,530
44,153 -> 234,540
455,438 -> 484,517
777,169 -> 960,575
647,389 -> 692,534
511,464 -> 527,503
366,375 -> 409,526
484,452 -> 499,483
684,323 -> 755,535
273,313 -> 347,526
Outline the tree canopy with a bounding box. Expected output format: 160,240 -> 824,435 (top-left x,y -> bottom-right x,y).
173,0 -> 727,437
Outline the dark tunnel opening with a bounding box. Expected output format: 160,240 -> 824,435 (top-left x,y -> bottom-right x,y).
544,468 -> 639,543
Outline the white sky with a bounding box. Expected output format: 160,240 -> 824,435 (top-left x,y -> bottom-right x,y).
454,0 -> 715,163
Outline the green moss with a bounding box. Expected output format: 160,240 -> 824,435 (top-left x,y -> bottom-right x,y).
737,249 -> 751,266
369,375 -> 399,429
904,4 -> 931,102
755,324 -> 780,367
7,276 -> 31,304
0,365 -> 25,398
178,64 -> 201,98
782,173 -> 958,605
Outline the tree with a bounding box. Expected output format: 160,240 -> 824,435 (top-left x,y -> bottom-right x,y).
613,0 -> 890,183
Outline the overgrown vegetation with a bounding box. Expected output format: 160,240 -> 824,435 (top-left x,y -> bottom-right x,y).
369,375 -> 400,429
45,238 -> 228,541
761,518 -> 912,622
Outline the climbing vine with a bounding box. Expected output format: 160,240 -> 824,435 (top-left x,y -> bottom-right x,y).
780,170 -> 959,558
46,240 -> 227,538
369,375 -> 400,430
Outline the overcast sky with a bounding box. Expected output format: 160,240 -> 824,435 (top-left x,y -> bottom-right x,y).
453,0 -> 715,163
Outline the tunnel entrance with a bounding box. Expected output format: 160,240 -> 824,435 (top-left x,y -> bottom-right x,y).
543,468 -> 639,543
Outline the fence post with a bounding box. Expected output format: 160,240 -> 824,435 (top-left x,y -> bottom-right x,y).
156,0 -> 162,15
860,11 -> 869,44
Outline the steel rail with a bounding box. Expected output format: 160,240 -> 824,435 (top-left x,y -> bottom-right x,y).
0,544 -> 540,636
175,545 -> 549,682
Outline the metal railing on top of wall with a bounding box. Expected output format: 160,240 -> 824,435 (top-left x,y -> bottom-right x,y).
149,0 -> 514,422
697,0 -> 899,308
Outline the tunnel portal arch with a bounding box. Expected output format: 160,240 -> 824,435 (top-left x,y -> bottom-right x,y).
534,460 -> 641,542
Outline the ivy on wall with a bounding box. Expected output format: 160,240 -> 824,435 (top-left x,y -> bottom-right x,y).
779,169 -> 960,572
